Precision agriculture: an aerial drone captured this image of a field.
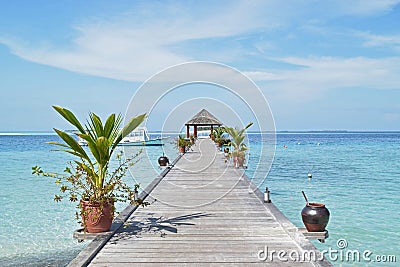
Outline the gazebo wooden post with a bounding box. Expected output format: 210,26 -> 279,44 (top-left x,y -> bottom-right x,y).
210,125 -> 214,137
186,125 -> 190,138
194,125 -> 198,138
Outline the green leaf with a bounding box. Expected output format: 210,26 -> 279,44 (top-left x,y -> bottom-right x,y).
47,141 -> 70,148
103,114 -> 116,139
70,194 -> 78,202
52,106 -> 86,133
239,122 -> 253,136
109,114 -> 123,144
54,195 -> 62,202
85,137 -> 101,165
56,148 -> 89,159
96,136 -> 110,165
113,113 -> 146,151
89,112 -> 104,137
53,128 -> 90,162
32,166 -> 43,175
75,161 -> 97,187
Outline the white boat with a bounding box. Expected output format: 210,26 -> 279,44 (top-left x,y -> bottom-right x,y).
77,127 -> 166,146
78,137 -> 87,146
120,127 -> 166,146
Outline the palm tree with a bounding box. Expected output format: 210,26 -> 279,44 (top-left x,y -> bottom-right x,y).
213,127 -> 226,147
224,122 -> 253,167
33,106 -> 147,232
49,106 -> 146,202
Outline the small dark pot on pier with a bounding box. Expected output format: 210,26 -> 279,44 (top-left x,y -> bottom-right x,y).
301,203 -> 330,232
158,155 -> 169,166
81,200 -> 114,233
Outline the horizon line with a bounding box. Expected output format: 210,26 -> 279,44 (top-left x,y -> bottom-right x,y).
1,130 -> 400,135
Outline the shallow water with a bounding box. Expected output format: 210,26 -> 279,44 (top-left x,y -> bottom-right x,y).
246,132 -> 400,266
0,133 -> 177,266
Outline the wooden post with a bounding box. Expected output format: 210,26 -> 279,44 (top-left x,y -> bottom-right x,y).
186,125 -> 190,138
210,125 -> 213,137
194,125 -> 197,138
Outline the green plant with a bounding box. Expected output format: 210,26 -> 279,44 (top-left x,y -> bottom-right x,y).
176,134 -> 191,149
209,130 -> 216,140
32,106 -> 147,224
213,127 -> 225,145
224,122 -> 253,160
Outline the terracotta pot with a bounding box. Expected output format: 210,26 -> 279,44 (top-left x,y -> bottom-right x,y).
179,146 -> 185,153
233,156 -> 244,167
81,200 -> 114,233
301,202 -> 330,232
158,155 -> 169,166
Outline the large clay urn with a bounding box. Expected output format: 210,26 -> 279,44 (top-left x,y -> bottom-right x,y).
301,202 -> 330,232
81,200 -> 114,233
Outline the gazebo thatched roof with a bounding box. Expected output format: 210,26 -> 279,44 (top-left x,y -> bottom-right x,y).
185,109 -> 222,126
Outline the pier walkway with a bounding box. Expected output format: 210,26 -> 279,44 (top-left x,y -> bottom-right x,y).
72,139 -> 331,266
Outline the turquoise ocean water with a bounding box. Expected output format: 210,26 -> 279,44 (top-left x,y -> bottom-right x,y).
0,133 -> 178,266
247,132 -> 400,266
0,132 -> 399,266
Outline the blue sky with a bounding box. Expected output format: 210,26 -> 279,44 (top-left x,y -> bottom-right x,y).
1,0 -> 400,131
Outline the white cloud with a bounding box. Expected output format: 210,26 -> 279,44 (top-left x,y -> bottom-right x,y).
1,0 -> 400,83
355,31 -> 400,51
243,71 -> 282,81
247,56 -> 400,103
280,56 -> 400,88
329,0 -> 400,16
1,1 -> 272,81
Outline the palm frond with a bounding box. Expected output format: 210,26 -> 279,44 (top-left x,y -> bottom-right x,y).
103,114 -> 116,139
52,106 -> 86,133
53,128 -> 90,162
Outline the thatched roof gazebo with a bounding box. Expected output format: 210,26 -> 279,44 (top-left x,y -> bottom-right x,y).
185,109 -> 223,138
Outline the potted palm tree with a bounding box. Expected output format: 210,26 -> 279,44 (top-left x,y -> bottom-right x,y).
213,127 -> 225,148
177,135 -> 190,153
209,130 -> 216,141
224,122 -> 253,168
32,106 -> 146,233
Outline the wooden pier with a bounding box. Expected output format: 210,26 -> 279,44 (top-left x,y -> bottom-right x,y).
69,139 -> 332,266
